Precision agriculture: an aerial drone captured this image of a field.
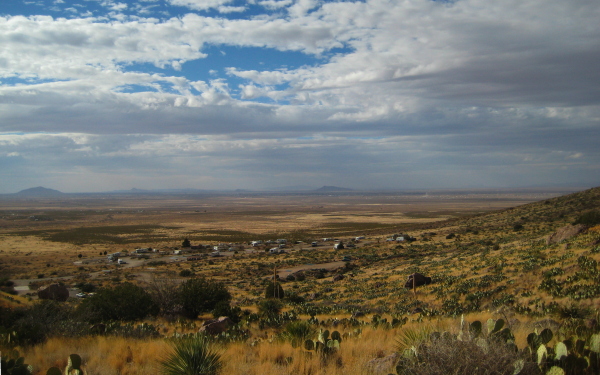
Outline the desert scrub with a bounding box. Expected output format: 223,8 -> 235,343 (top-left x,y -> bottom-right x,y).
396,332 -> 533,375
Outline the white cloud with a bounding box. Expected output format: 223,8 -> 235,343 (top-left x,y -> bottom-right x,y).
217,5 -> 246,13
168,0 -> 235,11
259,0 -> 292,10
1,0 -> 600,191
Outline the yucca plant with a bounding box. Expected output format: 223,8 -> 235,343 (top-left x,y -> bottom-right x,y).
159,335 -> 222,375
282,320 -> 315,347
395,325 -> 437,353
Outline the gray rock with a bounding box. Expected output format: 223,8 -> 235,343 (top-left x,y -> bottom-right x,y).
37,283 -> 69,302
547,224 -> 587,245
199,316 -> 234,335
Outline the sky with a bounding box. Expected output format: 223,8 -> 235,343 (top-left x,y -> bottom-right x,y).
0,0 -> 599,193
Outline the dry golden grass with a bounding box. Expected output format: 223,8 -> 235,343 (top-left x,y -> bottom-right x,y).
18,326 -> 422,375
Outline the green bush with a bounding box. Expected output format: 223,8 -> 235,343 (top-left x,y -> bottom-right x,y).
178,278 -> 231,319
5,300 -> 74,345
258,298 -> 282,317
265,281 -> 284,299
574,210 -> 600,226
179,269 -> 193,277
282,320 -> 314,347
78,282 -> 158,322
211,300 -> 242,323
75,282 -> 96,293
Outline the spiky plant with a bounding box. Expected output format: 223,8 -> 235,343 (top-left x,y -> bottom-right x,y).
282,320 -> 314,347
395,325 -> 436,352
158,335 -> 222,375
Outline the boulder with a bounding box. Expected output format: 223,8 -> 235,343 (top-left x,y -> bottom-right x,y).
199,316 -> 234,335
546,224 -> 587,245
411,307 -> 424,314
37,283 -> 69,301
332,274 -> 345,282
404,273 -> 432,289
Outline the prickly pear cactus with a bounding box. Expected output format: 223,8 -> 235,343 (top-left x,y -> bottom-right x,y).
64,354 -> 87,375
303,330 -> 342,356
0,351 -> 33,375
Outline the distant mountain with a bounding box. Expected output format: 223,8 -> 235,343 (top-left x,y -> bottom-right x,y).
315,186 -> 353,192
268,185 -> 316,191
15,186 -> 64,197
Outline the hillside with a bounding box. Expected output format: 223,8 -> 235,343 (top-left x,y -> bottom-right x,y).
326,186 -> 600,317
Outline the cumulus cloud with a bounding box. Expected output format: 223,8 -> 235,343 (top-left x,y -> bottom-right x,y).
0,0 -> 599,192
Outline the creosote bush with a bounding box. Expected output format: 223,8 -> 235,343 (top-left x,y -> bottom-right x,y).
178,277 -> 231,319
78,282 -> 158,322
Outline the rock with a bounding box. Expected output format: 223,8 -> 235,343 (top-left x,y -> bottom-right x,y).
199,316 -> 234,335
323,287 -> 333,293
411,307 -> 423,314
333,274 -> 345,282
546,224 -> 587,245
366,353 -> 400,374
404,273 -> 432,288
37,283 -> 69,301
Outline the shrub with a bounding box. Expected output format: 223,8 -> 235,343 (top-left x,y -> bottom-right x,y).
6,300 -> 74,345
211,300 -> 242,323
179,269 -> 193,277
396,335 -> 530,375
282,320 -> 314,347
265,281 -> 285,299
574,210 -> 600,226
75,282 -> 96,293
178,278 -> 231,319
258,298 -> 282,317
159,335 -> 222,375
147,277 -> 180,317
285,291 -> 306,304
77,282 -> 158,322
